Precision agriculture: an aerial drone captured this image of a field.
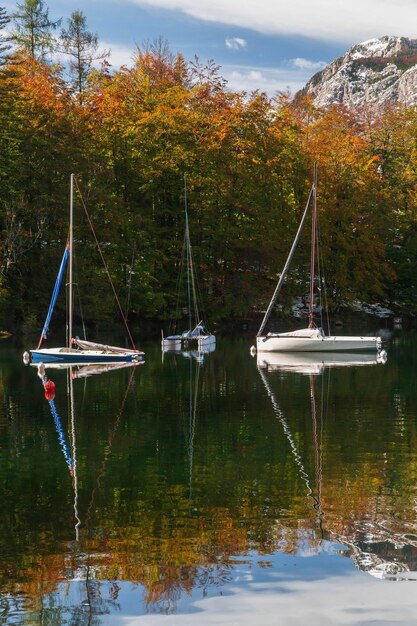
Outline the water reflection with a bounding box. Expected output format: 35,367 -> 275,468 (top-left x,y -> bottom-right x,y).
257,351 -> 417,580
256,350 -> 387,375
2,336 -> 417,624
162,343 -> 216,365
31,359 -> 144,378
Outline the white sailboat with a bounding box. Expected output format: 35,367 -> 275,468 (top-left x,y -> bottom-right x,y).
255,165 -> 382,353
23,174 -> 144,365
162,176 -> 215,352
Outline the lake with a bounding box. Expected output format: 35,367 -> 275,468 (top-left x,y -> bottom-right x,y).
1,331 -> 417,625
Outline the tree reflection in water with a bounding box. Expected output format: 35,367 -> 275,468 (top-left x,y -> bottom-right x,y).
2,338 -> 417,623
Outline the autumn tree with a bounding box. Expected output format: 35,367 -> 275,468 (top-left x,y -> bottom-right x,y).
11,0 -> 60,60
365,104 -> 417,313
60,10 -> 109,95
0,51 -> 74,327
297,102 -> 394,310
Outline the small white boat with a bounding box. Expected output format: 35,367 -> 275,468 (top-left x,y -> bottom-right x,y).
162,176 -> 215,352
255,165 -> 382,354
161,335 -> 182,349
23,175 -> 144,366
162,323 -> 216,350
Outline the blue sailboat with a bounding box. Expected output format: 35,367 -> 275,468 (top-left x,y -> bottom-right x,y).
23,175 -> 144,366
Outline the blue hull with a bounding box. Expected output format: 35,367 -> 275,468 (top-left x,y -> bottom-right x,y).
30,351 -> 140,364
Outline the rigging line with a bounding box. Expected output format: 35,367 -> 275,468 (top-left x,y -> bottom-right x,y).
188,238 -> 200,326
189,359 -> 201,506
190,237 -> 210,332
172,232 -> 187,335
73,176 -> 136,351
81,366 -> 137,615
195,271 -> 209,331
257,184 -> 314,337
66,256 -> 69,349
188,356 -> 193,504
309,163 -> 318,329
84,366 -> 137,528
125,247 -> 135,319
183,177 -> 208,330
310,376 -> 323,520
168,233 -> 186,336
316,214 -> 331,337
73,254 -> 87,341
67,369 -> 81,542
315,216 -> 324,331
320,372 -> 325,494
184,176 -> 192,332
257,367 -> 315,501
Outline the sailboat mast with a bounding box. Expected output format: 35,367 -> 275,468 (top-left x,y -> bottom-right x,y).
257,184 -> 315,338
308,163 -> 318,329
68,173 -> 74,349
184,175 -> 192,332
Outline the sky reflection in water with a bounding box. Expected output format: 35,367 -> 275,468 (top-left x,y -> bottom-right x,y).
1,333 -> 417,624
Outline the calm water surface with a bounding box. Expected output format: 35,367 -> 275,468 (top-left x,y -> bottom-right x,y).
1,332 -> 417,624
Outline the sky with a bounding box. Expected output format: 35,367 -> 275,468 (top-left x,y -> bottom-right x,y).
4,0 -> 417,95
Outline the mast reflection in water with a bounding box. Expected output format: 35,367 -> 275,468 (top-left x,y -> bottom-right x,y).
2,336 -> 417,624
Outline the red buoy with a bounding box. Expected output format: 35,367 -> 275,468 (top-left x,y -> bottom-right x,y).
44,379 -> 56,401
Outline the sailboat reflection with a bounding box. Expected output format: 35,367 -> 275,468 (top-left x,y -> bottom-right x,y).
36,359 -> 137,615
162,342 -> 215,365
33,359 -> 144,378
256,349 -> 387,375
258,360 -> 416,580
186,352 -> 201,511
37,366 -> 81,539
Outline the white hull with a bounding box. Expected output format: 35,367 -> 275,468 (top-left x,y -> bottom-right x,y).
162,336 -> 182,349
197,334 -> 216,347
28,346 -> 144,364
256,350 -> 386,374
162,334 -> 215,351
257,329 -> 381,353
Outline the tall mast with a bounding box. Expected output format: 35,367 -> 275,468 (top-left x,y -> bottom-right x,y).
257,184 -> 315,337
184,175 -> 192,332
68,173 -> 74,349
308,163 -> 317,329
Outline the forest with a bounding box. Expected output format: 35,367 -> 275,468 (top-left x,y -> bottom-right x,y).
1,0 -> 417,338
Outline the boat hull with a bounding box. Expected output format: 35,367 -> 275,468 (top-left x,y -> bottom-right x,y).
161,336 -> 182,349
197,334 -> 216,348
256,334 -> 381,353
162,334 -> 216,350
28,348 -> 144,364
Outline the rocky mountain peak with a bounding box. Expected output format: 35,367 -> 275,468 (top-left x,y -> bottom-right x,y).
298,36 -> 417,108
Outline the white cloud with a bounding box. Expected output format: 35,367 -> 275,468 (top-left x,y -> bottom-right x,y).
130,0 -> 417,45
95,48 -> 316,96
225,37 -> 247,50
291,58 -> 327,71
104,42 -> 136,67
222,63 -> 311,96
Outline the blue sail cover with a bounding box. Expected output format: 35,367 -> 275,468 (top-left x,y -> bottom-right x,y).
38,245 -> 69,348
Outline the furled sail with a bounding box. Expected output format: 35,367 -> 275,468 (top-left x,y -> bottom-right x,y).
73,338 -> 142,355
38,245 -> 70,349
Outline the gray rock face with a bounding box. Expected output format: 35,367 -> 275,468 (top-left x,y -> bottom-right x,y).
299,36 -> 417,107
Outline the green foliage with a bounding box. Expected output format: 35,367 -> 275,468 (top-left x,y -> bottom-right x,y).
0,6 -> 11,57
61,10 -> 109,94
0,25 -> 416,332
11,0 -> 61,60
